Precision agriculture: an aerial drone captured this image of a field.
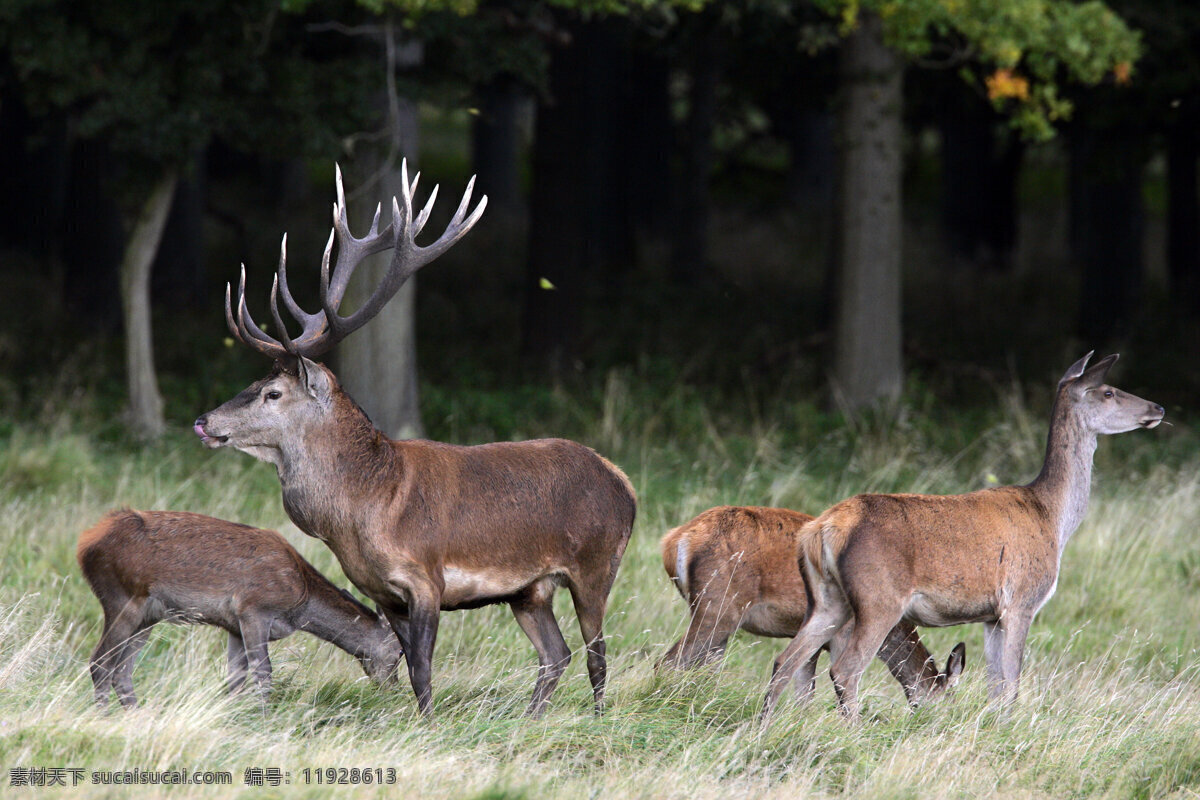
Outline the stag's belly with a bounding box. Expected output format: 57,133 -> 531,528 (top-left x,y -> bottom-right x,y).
440,565 -> 552,609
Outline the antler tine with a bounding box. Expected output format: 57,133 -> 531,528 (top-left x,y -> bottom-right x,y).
233,265 -> 290,360
224,162 -> 483,362
267,274 -> 296,355
325,176 -> 487,339
321,163 -> 395,314
275,233 -> 308,326
413,183 -> 439,238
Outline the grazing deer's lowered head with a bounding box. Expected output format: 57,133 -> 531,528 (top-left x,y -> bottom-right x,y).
195,164 -> 636,718
761,353 -> 1162,722
78,510 -> 403,708
658,505 -> 965,706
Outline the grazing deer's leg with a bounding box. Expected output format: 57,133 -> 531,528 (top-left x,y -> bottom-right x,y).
661,596 -> 745,670
237,617 -> 274,703
226,632 -> 250,694
111,626 -> 152,708
875,619 -> 944,705
90,596 -> 147,708
510,579 -> 572,717
983,621 -> 1005,700
762,583 -> 851,721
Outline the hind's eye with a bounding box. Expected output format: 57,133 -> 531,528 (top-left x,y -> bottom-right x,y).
265,390 -> 282,401
1103,390 -> 1114,399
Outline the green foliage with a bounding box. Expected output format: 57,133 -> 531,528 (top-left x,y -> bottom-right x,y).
0,0 -> 380,183
808,0 -> 1141,140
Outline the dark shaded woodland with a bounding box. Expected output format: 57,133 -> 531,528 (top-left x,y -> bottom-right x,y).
0,0 -> 1196,437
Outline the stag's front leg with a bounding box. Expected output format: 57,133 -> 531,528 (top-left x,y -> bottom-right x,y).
384,572 -> 442,717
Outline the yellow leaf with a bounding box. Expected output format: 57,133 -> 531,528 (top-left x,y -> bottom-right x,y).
538,277 -> 556,290
986,69 -> 1029,102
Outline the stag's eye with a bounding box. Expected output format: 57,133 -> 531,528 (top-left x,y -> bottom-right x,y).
1103,390 -> 1114,399
265,390 -> 282,401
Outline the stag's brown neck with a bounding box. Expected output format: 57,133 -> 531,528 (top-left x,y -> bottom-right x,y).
277,391 -> 401,538
1027,392 -> 1097,551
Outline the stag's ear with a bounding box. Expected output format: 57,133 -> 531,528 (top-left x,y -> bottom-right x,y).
297,356 -> 333,404
1077,353 -> 1119,389
1059,351 -> 1095,386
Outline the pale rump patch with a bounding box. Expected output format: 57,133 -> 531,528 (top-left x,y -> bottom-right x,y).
674,534 -> 690,595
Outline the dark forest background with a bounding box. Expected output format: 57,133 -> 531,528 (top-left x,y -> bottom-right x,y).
0,0 -> 1196,442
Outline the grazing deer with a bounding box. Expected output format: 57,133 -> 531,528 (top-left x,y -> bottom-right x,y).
761,353 -> 1164,721
193,164 -> 636,717
660,505 -> 964,706
78,509 -> 403,708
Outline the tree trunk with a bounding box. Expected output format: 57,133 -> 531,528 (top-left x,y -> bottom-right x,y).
831,13 -> 904,409
1167,110 -> 1199,315
120,169 -> 178,438
1069,123 -> 1145,342
336,38 -> 424,439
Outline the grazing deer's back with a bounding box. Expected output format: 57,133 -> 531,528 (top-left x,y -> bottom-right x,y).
663,506 -> 812,600
77,510 -> 308,611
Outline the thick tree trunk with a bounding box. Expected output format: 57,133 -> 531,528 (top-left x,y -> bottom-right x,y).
1167,112 -> 1199,314
1069,123 -> 1145,342
337,39 -> 424,439
831,13 -> 904,409
120,170 -> 178,438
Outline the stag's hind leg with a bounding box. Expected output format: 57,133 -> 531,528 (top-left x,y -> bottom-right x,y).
511,578 -> 572,717
566,577 -> 615,714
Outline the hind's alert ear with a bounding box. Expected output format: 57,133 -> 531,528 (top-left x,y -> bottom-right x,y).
1077,353 -> 1119,389
1059,351 -> 1095,386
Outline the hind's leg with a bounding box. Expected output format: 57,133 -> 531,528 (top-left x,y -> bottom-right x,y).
761,584 -> 851,722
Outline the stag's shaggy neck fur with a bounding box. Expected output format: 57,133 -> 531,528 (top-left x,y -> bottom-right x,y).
277,382 -> 400,542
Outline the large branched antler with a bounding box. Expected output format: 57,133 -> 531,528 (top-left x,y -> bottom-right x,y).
225,160 -> 487,361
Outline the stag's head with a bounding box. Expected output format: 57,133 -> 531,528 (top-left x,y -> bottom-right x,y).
1056,352 -> 1164,435
195,162 -> 485,460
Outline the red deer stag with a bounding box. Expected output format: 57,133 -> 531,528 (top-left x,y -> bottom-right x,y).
761,353 -> 1164,721
660,505 -> 964,706
193,164 -> 636,717
79,509 -> 403,708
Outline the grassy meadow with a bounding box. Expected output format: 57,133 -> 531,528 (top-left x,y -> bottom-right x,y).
2,361 -> 1200,799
